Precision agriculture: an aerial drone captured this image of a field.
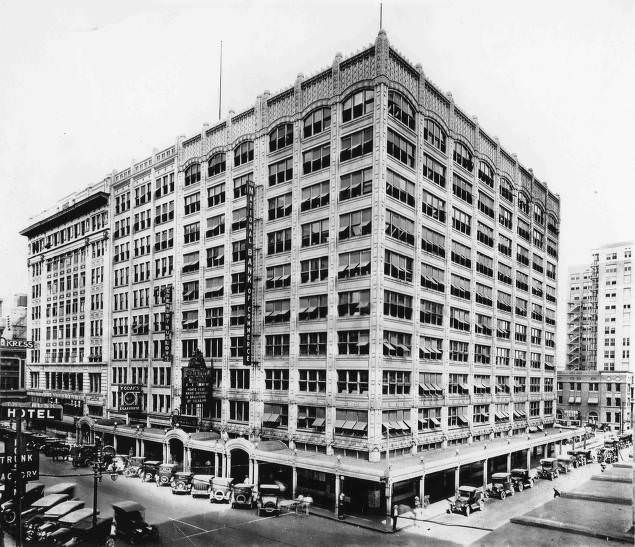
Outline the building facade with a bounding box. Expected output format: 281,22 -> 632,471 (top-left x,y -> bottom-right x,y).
20,182 -> 111,418
559,242 -> 633,429
0,293 -> 29,403
23,30 -> 575,516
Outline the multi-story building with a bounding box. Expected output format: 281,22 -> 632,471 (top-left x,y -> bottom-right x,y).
559,242 -> 633,429
24,30 -> 580,518
20,181 -> 111,421
0,293 -> 29,403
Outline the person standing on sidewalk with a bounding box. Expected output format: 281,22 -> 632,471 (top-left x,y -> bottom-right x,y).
413,500 -> 424,529
392,504 -> 399,532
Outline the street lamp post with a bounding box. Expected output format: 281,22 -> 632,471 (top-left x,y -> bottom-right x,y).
92,435 -> 103,529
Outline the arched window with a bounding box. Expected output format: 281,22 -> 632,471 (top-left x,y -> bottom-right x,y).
388,91 -> 415,130
423,119 -> 446,153
500,178 -> 514,204
269,124 -> 293,152
342,89 -> 374,123
303,107 -> 331,138
453,141 -> 473,172
184,163 -> 201,187
208,153 -> 226,177
234,141 -> 254,167
518,192 -> 530,216
533,203 -> 544,226
478,161 -> 494,188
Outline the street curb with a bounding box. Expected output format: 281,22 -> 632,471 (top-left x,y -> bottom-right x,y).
309,508 -> 397,534
590,475 -> 632,484
560,491 -> 631,506
510,515 -> 634,544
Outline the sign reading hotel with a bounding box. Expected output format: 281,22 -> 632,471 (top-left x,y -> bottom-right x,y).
162,284 -> 173,362
244,177 -> 254,369
0,403 -> 62,421
119,384 -> 142,413
0,338 -> 36,349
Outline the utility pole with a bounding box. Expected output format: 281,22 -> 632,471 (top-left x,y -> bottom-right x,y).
15,415 -> 23,547
92,435 -> 103,529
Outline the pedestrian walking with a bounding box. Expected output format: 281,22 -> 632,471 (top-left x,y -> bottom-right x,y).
337,492 -> 346,520
414,500 -> 424,529
392,504 -> 399,532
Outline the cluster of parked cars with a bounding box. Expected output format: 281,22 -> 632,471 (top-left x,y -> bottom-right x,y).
106,456 -> 287,516
448,445 -> 603,517
0,481 -> 157,545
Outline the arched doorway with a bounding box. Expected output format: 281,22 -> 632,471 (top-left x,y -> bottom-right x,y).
230,449 -> 250,482
169,438 -> 184,468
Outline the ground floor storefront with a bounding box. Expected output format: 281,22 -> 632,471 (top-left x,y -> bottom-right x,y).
68,417 -> 582,526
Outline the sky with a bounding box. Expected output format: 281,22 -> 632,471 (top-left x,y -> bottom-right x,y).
0,0 -> 634,362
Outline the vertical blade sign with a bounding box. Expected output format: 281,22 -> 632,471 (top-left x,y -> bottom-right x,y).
244,177 -> 254,368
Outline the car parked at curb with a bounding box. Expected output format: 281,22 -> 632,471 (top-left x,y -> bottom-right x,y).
231,483 -> 256,509
557,455 -> 575,473
171,472 -> 194,494
537,458 -> 560,480
157,463 -> 178,487
112,501 -> 159,544
257,484 -> 283,516
447,486 -> 484,516
210,477 -> 234,503
510,468 -> 535,491
489,473 -> 515,499
191,475 -> 214,498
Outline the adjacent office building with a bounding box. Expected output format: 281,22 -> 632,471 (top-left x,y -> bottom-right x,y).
23,30 -> 577,516
558,242 -> 633,429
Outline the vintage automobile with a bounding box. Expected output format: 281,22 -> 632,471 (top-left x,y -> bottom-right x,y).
618,432 -> 632,448
191,475 -> 214,498
171,472 -> 194,494
257,484 -> 284,516
567,450 -> 586,467
596,447 -> 614,464
210,477 -> 234,503
576,449 -> 595,465
447,486 -> 484,516
0,482 -> 46,527
112,501 -> 159,544
71,444 -> 97,468
125,456 -> 146,477
16,494 -> 71,535
44,482 -> 77,498
537,458 -> 560,480
231,483 -> 256,509
24,499 -> 85,543
510,468 -> 535,491
556,455 -> 575,473
140,460 -> 162,482
489,473 -> 515,499
157,463 -> 178,487
42,438 -> 65,457
46,508 -> 113,546
106,454 -> 129,474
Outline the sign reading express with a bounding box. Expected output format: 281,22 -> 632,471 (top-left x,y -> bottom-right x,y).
181,367 -> 211,405
244,178 -> 254,369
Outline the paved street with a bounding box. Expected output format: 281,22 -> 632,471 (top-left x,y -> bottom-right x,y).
25,447 -> 627,547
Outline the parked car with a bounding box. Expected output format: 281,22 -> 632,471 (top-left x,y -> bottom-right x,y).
596,447 -> 616,464
231,483 -> 256,509
15,494 -> 70,536
140,460 -> 162,482
557,455 -> 575,473
112,501 -> 158,544
46,508 -> 112,546
447,486 -> 484,516
489,473 -> 514,499
510,468 -> 535,491
537,458 -> 560,480
191,475 -> 214,498
157,463 -> 178,487
71,445 -> 97,467
210,477 -> 234,503
578,449 -> 595,464
106,454 -> 129,474
171,472 -> 194,494
0,482 -> 45,527
24,499 -> 85,544
42,438 -> 64,457
257,484 -> 284,516
567,450 -> 585,467
125,456 -> 146,477
44,482 -> 77,498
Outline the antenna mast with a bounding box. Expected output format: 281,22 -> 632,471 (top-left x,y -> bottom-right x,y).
218,40 -> 223,121
380,2 -> 383,29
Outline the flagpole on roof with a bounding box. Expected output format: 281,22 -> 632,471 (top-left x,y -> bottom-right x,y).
218,40 -> 223,121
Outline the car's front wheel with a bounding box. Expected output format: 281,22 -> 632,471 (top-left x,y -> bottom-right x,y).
465,505 -> 471,517
500,491 -> 506,500
518,483 -> 524,492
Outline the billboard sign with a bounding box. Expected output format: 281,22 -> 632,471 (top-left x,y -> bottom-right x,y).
181,367 -> 212,405
118,384 -> 142,412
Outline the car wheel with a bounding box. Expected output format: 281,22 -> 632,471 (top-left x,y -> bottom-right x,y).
4,509 -> 16,525
501,491 -> 506,500
465,505 -> 471,517
518,483 -> 523,492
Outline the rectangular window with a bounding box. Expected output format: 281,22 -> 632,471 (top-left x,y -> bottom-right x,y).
383,330 -> 412,357
266,263 -> 291,289
301,180 -> 330,211
497,291 -> 512,313
499,234 -> 512,257
421,262 -> 445,293
421,227 -> 446,258
183,222 -> 200,244
452,174 -> 472,204
298,370 -> 327,393
450,340 -> 469,362
339,208 -> 372,240
423,153 -> 446,187
233,173 -> 252,199
230,400 -> 249,422
340,167 -> 372,201
382,371 -> 411,395
204,276 -> 224,299
338,249 -> 371,279
301,218 -> 329,247
337,370 -> 369,394
265,334 -> 290,357
231,272 -> 245,294
300,256 -> 328,283
267,228 -> 292,254
265,299 -> 290,323
385,209 -> 415,245
299,294 -> 329,321
385,290 -> 413,320
386,170 -> 415,207
265,369 -> 290,391
208,183 -> 226,207
422,190 -> 446,222
232,240 -> 246,262
450,307 -> 470,331
420,336 -> 442,360
387,129 -> 415,167
206,245 -> 224,268
299,332 -> 327,356
268,157 -> 293,186
478,191 -> 494,218
475,314 -> 492,336
338,290 -> 370,317
451,240 -> 471,268
340,127 -> 373,162
337,330 -> 370,355
268,192 -> 293,220
303,144 -> 330,174
496,347 -> 510,366
476,252 -> 494,277
452,207 -> 471,235
230,369 -> 250,390
206,214 -> 225,239
420,299 -> 443,325
475,283 -> 493,307
384,249 -> 413,282
451,273 -> 471,300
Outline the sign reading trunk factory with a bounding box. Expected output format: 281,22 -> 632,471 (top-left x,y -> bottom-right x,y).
0,449 -> 39,481
119,384 -> 142,412
244,177 -> 254,369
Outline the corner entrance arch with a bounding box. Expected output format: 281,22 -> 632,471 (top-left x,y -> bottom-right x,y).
230,448 -> 250,482
169,438 -> 184,468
